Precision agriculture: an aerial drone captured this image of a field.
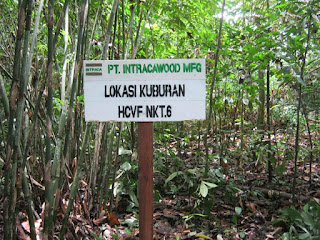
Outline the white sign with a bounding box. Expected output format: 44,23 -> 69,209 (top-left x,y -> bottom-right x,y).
83,59 -> 206,122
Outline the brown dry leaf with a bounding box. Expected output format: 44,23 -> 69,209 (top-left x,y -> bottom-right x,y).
108,212 -> 120,226
35,219 -> 42,239
239,198 -> 244,209
93,216 -> 109,225
163,208 -> 175,215
75,226 -> 80,234
266,234 -> 275,239
303,176 -> 310,181
17,224 -> 31,240
155,221 -> 174,235
72,157 -> 77,176
30,176 -> 45,191
297,161 -> 303,166
132,228 -> 139,236
20,215 -> 42,239
221,204 -> 234,210
153,212 -> 162,218
313,197 -> 320,205
271,227 -> 283,236
246,202 -> 257,212
21,221 -> 30,233
314,190 -> 320,198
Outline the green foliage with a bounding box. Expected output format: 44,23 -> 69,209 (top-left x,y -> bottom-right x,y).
1,0 -> 320,238
182,213 -> 207,224
164,166 -> 228,214
113,160 -> 139,212
199,181 -> 218,198
280,202 -> 320,239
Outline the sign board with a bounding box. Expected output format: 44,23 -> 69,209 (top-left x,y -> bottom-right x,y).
83,59 -> 206,122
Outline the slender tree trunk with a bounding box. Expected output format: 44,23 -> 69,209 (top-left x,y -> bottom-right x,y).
302,103 -> 313,187
4,1 -> 28,238
125,2 -> 136,58
61,3 -> 69,103
59,123 -> 91,239
240,88 -> 244,151
204,0 -> 226,176
0,73 -> 9,117
43,0 -> 55,238
266,63 -> 272,182
19,2 -> 36,239
27,0 -> 45,82
110,122 -> 123,212
132,1 -> 154,58
99,124 -> 116,210
102,0 -> 119,60
292,14 -> 312,202
48,1 -> 72,228
257,70 -> 265,130
89,122 -> 104,205
292,82 -> 301,202
207,0 -> 226,124
122,0 -> 126,59
87,0 -> 103,56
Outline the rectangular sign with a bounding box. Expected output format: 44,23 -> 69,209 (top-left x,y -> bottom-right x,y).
83,59 -> 206,122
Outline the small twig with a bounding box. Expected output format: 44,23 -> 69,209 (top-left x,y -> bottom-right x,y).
0,64 -> 12,79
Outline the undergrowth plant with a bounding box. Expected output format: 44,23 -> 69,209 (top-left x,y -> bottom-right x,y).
279,201 -> 320,240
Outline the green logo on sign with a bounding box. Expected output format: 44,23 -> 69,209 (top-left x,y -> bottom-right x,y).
86,67 -> 102,72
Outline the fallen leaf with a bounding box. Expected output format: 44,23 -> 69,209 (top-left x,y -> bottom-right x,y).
93,216 -> 109,225
108,212 -> 120,226
17,224 -> 31,240
217,234 -> 223,240
21,221 -> 30,233
246,202 -> 257,212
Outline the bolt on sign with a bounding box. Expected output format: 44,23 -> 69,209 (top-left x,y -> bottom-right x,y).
83,59 -> 206,122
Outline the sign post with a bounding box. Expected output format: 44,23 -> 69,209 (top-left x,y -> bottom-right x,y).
83,59 -> 206,239
138,122 -> 153,239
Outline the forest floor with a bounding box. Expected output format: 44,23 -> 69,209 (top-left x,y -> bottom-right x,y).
68,153 -> 320,240
1,131 -> 320,240
101,151 -> 320,240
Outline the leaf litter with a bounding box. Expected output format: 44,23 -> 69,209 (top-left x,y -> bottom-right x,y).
6,131 -> 320,239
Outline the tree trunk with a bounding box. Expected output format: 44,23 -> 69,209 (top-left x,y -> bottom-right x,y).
257,70 -> 265,130
204,0 -> 226,176
292,14 -> 312,202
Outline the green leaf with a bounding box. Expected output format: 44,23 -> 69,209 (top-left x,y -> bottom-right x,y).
118,146 -> 132,155
275,164 -> 286,176
120,162 -> 131,171
232,215 -> 238,225
195,233 -> 212,239
235,207 -> 242,215
129,190 -> 139,207
271,104 -> 280,110
186,168 -> 197,175
199,181 -> 208,197
77,94 -> 84,104
202,181 -> 218,189
312,13 -> 320,24
53,97 -> 64,106
297,77 -> 307,86
275,3 -> 288,9
300,211 -> 313,227
298,232 -> 311,239
215,169 -> 224,178
165,171 -> 182,186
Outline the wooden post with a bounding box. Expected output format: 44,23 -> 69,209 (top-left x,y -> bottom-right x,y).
138,122 -> 153,240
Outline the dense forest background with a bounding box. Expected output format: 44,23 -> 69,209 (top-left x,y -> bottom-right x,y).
0,0 -> 320,239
